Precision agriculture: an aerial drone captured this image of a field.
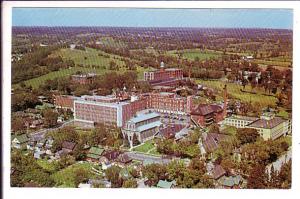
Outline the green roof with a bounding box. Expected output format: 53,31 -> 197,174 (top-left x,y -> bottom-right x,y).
12,134 -> 29,143
87,153 -> 100,159
157,180 -> 175,188
88,146 -> 104,156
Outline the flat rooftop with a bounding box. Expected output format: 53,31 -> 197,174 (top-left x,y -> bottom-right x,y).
247,117 -> 286,129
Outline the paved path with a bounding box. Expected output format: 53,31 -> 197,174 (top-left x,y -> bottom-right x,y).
29,119 -> 74,141
125,151 -> 174,164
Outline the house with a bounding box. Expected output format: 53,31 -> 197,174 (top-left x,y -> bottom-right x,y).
45,137 -> 54,149
157,180 -> 176,188
27,141 -> 36,150
199,132 -> 232,158
218,175 -> 243,189
11,134 -> 29,149
101,161 -> 112,170
62,141 -> 77,153
211,165 -> 226,180
191,104 -> 224,127
115,153 -> 133,167
103,150 -> 121,161
34,151 -> 46,159
86,146 -> 104,162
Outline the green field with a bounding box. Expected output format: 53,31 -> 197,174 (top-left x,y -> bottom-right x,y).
52,47 -> 126,67
37,159 -> 58,173
195,79 -> 277,107
51,162 -> 95,188
14,46 -> 153,89
133,140 -> 156,153
167,49 -> 222,61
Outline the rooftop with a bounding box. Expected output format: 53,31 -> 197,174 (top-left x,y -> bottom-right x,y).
157,180 -> 176,188
192,104 -> 223,116
226,115 -> 258,122
247,117 -> 286,129
129,112 -> 161,124
137,121 -> 162,132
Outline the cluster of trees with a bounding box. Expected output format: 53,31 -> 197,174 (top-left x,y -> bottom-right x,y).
156,130 -> 201,158
12,45 -> 75,84
104,165 -> 138,188
11,150 -> 55,187
247,160 -> 291,189
12,86 -> 41,112
142,158 -> 214,188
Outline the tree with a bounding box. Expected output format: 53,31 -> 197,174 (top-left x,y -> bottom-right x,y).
208,123 -> 220,134
105,166 -> 123,188
122,178 -> 138,188
142,163 -> 167,187
11,117 -> 26,133
237,128 -> 259,145
43,109 -> 58,128
73,85 -> 90,97
74,168 -> 90,187
247,164 -> 267,189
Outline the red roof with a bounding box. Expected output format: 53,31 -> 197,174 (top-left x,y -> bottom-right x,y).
104,150 -> 121,160
212,165 -> 226,180
192,104 -> 223,116
203,133 -> 231,153
117,154 -> 133,164
247,117 -> 285,129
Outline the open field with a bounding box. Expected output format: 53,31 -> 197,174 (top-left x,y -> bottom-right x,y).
133,140 -> 156,153
14,47 -> 153,89
52,47 -> 126,67
51,162 -> 95,188
254,58 -> 291,68
167,49 -> 222,61
37,159 -> 58,173
195,79 -> 277,107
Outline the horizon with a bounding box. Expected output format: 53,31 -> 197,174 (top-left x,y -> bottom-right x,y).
12,8 -> 293,30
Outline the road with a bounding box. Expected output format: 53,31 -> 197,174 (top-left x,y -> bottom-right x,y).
29,119 -> 74,141
124,151 -> 175,164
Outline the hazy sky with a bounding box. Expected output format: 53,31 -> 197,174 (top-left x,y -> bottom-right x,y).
12,8 -> 293,29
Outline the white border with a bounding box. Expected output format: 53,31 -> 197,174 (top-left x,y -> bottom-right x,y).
2,1 -> 300,199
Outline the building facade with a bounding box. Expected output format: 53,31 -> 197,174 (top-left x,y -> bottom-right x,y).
224,113 -> 292,140
121,112 -> 162,148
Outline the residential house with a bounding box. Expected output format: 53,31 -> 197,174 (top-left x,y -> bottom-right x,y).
211,165 -> 226,180
62,141 -> 77,153
115,153 -> 133,167
218,175 -> 243,189
11,134 -> 29,149
157,180 -> 176,188
86,146 -> 105,162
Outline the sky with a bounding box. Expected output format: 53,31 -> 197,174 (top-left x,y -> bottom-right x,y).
12,8 -> 293,29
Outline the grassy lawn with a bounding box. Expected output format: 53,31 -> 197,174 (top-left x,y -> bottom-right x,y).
222,125 -> 237,136
133,140 -> 156,153
52,47 -> 126,68
51,162 -> 95,188
37,159 -> 58,173
195,79 -> 277,107
167,49 -> 222,61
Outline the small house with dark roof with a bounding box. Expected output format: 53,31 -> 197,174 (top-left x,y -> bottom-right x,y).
115,154 -> 133,167
103,150 -> 121,161
211,165 -> 226,180
62,141 -> 77,153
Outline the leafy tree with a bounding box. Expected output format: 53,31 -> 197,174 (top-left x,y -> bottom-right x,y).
43,109 -> 59,128
247,164 -> 267,189
105,165 -> 123,188
142,163 -> 167,187
122,178 -> 138,188
237,128 -> 259,145
208,124 -> 220,134
74,168 -> 90,187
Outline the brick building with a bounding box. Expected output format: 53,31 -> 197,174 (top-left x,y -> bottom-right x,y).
54,95 -> 78,110
146,92 -> 193,115
144,62 -> 184,86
